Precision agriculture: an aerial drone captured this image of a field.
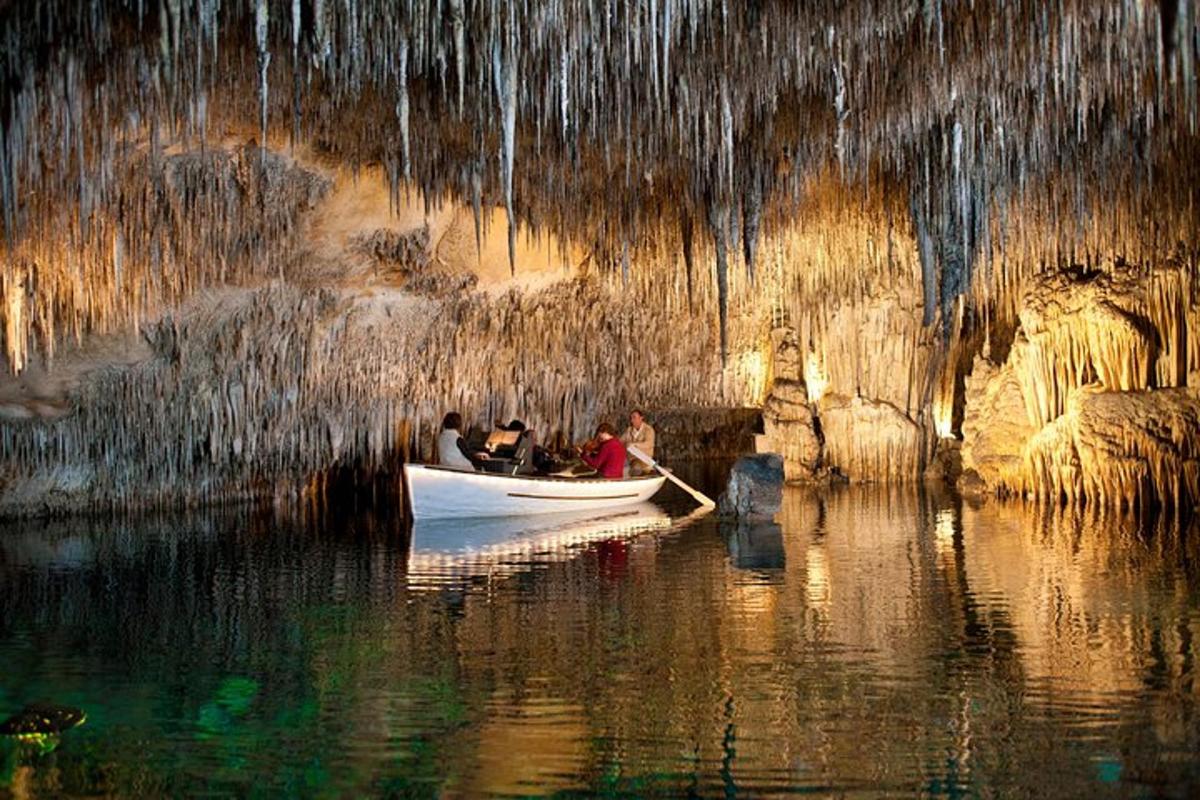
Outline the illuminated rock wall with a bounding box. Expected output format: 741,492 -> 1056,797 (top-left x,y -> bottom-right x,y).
961,262 -> 1200,508
0,149 -> 772,517
1,2 -> 1199,511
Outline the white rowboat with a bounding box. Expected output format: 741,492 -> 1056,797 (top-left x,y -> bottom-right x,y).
403,464 -> 667,519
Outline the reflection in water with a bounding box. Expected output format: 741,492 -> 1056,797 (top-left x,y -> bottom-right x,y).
407,502 -> 676,590
725,520 -> 785,571
1,486 -> 1199,796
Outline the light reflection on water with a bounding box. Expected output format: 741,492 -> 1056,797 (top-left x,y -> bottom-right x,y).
0,481 -> 1198,797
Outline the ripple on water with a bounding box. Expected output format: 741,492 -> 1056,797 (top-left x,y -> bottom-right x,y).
1,486 -> 1200,796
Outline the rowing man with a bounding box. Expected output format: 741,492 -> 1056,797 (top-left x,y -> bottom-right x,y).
620,409 -> 656,476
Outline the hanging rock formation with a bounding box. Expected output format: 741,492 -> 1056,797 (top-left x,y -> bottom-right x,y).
0,2 -> 1197,513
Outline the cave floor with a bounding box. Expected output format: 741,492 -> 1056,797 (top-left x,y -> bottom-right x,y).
2,476 -> 1198,797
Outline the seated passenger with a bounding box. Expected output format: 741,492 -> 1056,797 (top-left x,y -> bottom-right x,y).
580,422 -> 628,479
437,412 -> 477,471
620,409 -> 656,476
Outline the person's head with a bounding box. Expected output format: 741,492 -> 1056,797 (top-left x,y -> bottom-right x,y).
442,412 -> 463,431
630,409 -> 645,428
595,421 -> 617,441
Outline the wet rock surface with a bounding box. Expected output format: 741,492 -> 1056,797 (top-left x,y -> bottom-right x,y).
718,454 -> 784,520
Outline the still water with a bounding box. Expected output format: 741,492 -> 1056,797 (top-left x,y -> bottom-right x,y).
2,479 -> 1199,798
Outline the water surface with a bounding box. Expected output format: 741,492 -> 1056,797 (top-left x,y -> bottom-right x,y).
2,482 -> 1199,797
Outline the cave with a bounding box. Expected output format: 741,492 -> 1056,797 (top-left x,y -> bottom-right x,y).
2,2 -> 1200,796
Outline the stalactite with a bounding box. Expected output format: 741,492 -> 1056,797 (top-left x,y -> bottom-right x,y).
397,35 -> 411,179
492,14 -> 518,274
1011,261 -> 1189,428
255,0 -> 271,164
680,206 -> 696,311
450,0 -> 466,117
0,0 -> 1196,355
742,166 -> 763,287
707,200 -> 730,363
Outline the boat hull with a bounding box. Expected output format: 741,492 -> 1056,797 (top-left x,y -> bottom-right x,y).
403,464 -> 667,519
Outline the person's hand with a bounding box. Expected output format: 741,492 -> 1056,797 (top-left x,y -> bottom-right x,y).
476,452 -> 490,461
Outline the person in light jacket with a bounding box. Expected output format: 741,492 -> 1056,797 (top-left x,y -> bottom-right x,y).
437,412 -> 477,471
620,409 -> 656,476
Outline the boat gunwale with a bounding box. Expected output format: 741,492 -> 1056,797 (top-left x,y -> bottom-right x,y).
404,464 -> 666,485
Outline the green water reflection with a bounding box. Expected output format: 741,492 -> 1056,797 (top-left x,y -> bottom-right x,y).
1,486 -> 1199,797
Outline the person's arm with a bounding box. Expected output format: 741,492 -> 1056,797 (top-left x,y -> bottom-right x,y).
456,436 -> 474,460
642,426 -> 655,458
581,448 -> 600,468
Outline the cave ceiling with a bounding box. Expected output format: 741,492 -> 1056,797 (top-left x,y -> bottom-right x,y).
0,1 -> 1197,328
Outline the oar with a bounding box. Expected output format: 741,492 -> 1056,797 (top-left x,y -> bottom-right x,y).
627,445 -> 717,509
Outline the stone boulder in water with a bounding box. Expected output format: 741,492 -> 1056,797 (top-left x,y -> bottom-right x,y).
718,454 -> 784,520
0,703 -> 86,741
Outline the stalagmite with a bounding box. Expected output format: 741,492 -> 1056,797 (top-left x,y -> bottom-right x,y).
959,356 -> 1037,494
760,329 -> 822,481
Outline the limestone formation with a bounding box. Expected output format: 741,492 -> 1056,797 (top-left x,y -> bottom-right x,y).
1023,386 -> 1200,510
818,394 -> 930,483
1012,263 -> 1191,427
761,329 -> 822,481
0,3 -> 1198,513
959,356 -> 1037,494
960,261 -> 1200,508
0,149 -> 773,517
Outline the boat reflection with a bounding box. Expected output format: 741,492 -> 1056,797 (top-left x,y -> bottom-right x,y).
406,502 -> 692,588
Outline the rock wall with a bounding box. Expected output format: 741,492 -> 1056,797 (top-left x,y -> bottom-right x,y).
961,262 -> 1200,508
4,145 -> 1200,513
761,285 -> 939,484
0,148 -> 772,517
0,276 -> 767,517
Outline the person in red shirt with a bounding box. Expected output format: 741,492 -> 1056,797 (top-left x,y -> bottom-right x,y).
580,422 -> 628,478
